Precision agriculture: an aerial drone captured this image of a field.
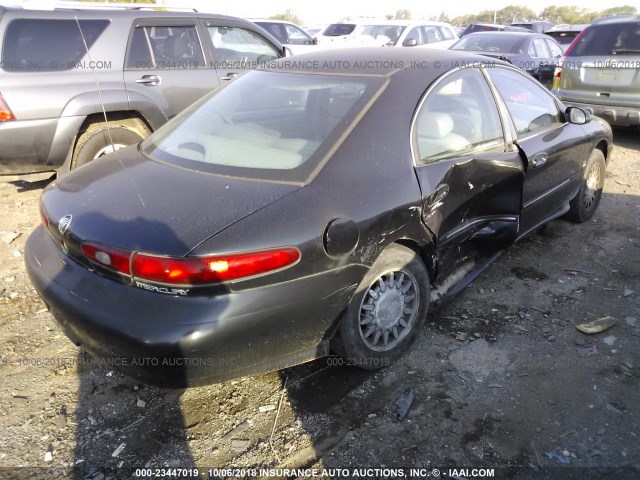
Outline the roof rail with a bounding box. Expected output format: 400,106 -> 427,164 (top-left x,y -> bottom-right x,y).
591,15 -> 638,25
55,1 -> 198,12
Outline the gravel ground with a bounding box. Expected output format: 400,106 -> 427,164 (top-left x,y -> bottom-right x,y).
0,128 -> 639,480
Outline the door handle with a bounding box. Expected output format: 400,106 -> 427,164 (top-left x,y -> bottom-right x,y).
135,75 -> 161,86
532,153 -> 548,168
221,72 -> 239,81
428,183 -> 449,206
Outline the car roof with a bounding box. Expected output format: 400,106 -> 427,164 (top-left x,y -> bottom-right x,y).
546,24 -> 588,32
461,31 -> 541,38
264,47 -> 505,77
0,5 -> 240,22
591,15 -> 640,25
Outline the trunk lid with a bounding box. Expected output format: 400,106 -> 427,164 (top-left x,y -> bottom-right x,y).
42,148 -> 299,258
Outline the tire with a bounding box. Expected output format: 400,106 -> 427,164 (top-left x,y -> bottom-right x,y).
72,123 -> 144,169
565,149 -> 606,223
337,244 -> 429,370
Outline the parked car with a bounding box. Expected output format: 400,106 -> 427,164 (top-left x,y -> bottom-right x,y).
339,20 -> 458,49
458,23 -> 528,37
544,24 -> 588,52
0,5 -> 284,177
450,31 -> 563,88
552,16 -> 640,127
26,48 -> 612,387
304,25 -> 326,37
250,19 -> 318,55
511,21 -> 555,33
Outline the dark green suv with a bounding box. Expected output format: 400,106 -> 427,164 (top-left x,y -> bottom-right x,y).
552,16 -> 640,127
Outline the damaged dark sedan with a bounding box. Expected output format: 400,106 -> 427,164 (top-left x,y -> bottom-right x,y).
25,48 -> 612,387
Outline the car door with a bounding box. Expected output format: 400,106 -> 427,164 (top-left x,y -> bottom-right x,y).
201,20 -> 282,84
413,68 -> 525,276
123,18 -> 219,122
485,66 -> 588,237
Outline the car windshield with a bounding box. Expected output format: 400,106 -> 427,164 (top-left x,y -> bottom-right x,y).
351,24 -> 406,45
141,71 -> 385,184
323,24 -> 357,36
569,22 -> 640,56
451,34 -> 523,53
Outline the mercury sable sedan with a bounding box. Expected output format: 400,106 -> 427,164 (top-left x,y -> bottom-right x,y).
26,48 -> 612,387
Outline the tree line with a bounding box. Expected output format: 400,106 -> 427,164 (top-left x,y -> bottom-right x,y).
435,5 -> 636,26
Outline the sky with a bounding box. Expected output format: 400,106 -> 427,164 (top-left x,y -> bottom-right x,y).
7,0 -> 640,25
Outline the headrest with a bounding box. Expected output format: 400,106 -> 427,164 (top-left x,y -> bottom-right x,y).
164,35 -> 188,58
419,112 -> 454,139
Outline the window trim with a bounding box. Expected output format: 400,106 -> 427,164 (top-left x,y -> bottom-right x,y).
410,66 -> 509,167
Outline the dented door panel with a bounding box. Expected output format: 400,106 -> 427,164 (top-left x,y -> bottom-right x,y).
415,150 -> 525,274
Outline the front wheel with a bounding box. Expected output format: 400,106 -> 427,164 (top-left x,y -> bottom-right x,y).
337,244 -> 429,370
565,149 -> 606,223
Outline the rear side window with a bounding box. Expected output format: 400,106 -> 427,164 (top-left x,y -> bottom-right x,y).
569,22 -> 640,56
126,25 -> 204,69
323,24 -> 356,36
529,38 -> 550,58
440,27 -> 455,40
2,19 -> 109,72
545,39 -> 563,57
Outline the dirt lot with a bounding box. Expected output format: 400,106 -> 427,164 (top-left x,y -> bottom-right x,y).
0,128 -> 639,480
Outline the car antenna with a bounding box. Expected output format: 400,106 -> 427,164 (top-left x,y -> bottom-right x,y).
74,16 -> 116,158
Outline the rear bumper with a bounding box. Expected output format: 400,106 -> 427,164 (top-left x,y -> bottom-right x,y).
25,225 -> 365,387
560,100 -> 640,127
0,116 -> 82,175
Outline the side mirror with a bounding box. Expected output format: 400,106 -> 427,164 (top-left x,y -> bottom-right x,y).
403,38 -> 418,47
283,46 -> 293,57
313,37 -> 318,45
566,106 -> 591,125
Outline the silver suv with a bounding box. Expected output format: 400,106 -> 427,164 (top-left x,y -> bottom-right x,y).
552,16 -> 640,127
0,5 -> 284,176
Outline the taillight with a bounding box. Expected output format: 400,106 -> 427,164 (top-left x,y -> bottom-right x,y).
0,93 -> 15,122
80,243 -> 300,286
132,248 -> 301,286
82,242 -> 132,276
40,202 -> 49,230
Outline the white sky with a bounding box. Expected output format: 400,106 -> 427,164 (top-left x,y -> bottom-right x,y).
184,0 -> 640,24
6,0 -> 640,25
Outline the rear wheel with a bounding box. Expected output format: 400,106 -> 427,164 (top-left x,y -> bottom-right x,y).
565,149 -> 605,223
72,123 -> 144,169
337,244 -> 429,369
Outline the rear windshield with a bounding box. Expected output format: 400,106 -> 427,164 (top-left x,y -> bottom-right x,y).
463,25 -> 502,35
569,22 -> 640,56
2,19 -> 109,72
546,31 -> 580,45
323,24 -> 356,36
451,34 -> 522,53
141,71 -> 385,184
